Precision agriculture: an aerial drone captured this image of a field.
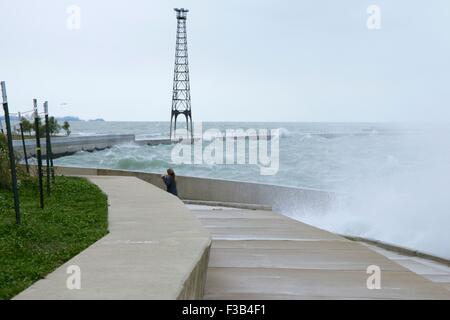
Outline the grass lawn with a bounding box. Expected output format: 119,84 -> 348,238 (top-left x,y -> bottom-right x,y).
0,176 -> 108,300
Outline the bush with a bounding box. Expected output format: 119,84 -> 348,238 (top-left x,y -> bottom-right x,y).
43,117 -> 61,136
0,133 -> 31,190
62,121 -> 71,136
0,134 -> 9,190
19,118 -> 33,135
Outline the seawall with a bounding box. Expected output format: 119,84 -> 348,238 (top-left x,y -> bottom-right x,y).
51,166 -> 336,214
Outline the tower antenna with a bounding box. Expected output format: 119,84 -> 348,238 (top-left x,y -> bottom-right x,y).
170,8 -> 193,141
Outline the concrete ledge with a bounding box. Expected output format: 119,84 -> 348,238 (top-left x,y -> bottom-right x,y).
183,200 -> 272,211
14,176 -> 211,300
343,235 -> 450,267
50,166 -> 335,214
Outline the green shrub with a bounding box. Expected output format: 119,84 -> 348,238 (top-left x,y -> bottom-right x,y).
19,118 -> 33,135
0,134 -> 9,190
0,133 -> 31,190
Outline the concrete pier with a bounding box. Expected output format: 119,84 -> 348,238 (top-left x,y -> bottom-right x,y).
13,134 -> 136,159
12,135 -> 179,159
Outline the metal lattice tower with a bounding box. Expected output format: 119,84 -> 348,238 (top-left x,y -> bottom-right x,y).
170,8 -> 193,141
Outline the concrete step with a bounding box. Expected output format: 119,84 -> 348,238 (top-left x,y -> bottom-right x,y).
187,204 -> 450,300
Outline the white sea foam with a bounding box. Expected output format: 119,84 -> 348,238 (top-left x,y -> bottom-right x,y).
289,128 -> 450,259
278,127 -> 291,137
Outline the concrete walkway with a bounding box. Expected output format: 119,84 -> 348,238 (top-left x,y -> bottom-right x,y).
12,174 -> 449,300
14,176 -> 211,300
188,204 -> 450,299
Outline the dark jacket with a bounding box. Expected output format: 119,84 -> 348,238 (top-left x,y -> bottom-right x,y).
162,175 -> 178,196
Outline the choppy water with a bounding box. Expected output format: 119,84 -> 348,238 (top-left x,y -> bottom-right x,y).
54,121 -> 450,259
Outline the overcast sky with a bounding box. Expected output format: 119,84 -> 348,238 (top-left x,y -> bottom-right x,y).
1,0 -> 449,122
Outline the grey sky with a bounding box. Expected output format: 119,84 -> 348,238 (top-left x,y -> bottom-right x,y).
1,0 -> 449,122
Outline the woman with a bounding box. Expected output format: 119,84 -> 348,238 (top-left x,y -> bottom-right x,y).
161,168 -> 178,197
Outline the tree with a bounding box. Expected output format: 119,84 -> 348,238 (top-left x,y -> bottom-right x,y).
20,116 -> 63,137
39,116 -> 61,137
62,121 -> 71,136
47,116 -> 61,135
20,117 -> 33,135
